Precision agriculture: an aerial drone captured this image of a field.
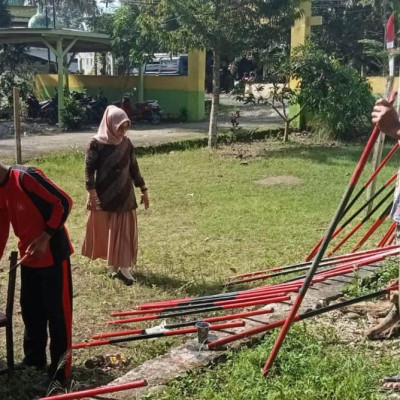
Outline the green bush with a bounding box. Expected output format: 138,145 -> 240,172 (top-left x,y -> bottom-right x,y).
179,107 -> 188,122
344,260 -> 398,298
61,95 -> 85,130
292,43 -> 375,140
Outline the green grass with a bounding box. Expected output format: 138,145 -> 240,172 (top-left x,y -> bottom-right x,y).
344,259 -> 399,298
149,324 -> 397,400
0,137 -> 399,399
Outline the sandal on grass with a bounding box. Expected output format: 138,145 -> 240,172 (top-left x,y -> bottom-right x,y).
383,374 -> 400,383
380,375 -> 400,392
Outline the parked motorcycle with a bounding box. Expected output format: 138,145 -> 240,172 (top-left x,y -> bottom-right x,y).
119,95 -> 164,125
26,92 -> 57,125
71,90 -> 108,124
0,106 -> 12,120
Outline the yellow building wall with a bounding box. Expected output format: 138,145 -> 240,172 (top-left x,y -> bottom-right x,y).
34,51 -> 206,121
367,77 -> 399,95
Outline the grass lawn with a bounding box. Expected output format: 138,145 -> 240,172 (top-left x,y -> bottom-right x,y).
152,323 -> 398,400
0,136 -> 399,399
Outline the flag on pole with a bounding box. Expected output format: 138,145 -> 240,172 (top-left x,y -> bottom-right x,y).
386,14 -> 395,49
386,14 -> 396,77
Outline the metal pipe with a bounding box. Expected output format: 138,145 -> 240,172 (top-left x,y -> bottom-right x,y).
305,143 -> 398,262
107,296 -> 291,325
227,245 -> 397,286
93,308 -> 274,339
261,91 -> 398,376
208,285 -> 398,350
73,321 -> 245,349
351,203 -> 392,252
326,190 -> 394,256
229,243 -> 397,282
111,292 -> 293,317
38,380 -> 148,400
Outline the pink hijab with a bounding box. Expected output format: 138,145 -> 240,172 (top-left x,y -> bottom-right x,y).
93,105 -> 131,145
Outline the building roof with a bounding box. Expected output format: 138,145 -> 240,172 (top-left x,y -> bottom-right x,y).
0,28 -> 111,52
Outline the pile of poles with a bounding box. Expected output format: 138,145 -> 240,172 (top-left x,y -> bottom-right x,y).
68,91 -> 400,391
71,246 -> 400,349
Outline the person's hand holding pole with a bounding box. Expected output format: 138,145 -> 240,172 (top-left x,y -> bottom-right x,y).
26,231 -> 51,260
372,99 -> 400,139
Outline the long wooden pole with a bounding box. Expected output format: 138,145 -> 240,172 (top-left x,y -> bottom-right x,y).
13,87 -> 22,164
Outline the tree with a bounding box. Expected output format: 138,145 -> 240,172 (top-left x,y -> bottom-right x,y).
138,0 -> 301,148
233,42 -> 374,141
90,3 -> 158,75
292,43 -> 375,139
233,48 -> 307,142
0,0 -> 11,28
25,0 -> 102,29
0,0 -> 32,106
25,0 -> 99,15
311,0 -> 400,75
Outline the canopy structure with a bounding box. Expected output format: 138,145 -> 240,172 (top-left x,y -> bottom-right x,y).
0,28 -> 111,127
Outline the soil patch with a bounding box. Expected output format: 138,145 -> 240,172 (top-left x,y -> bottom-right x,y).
255,175 -> 304,187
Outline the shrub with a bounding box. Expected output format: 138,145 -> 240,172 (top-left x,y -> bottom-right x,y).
292,43 -> 375,140
61,95 -> 85,130
179,107 -> 188,122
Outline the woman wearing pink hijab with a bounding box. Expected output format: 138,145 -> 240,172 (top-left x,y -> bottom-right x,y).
82,105 -> 149,285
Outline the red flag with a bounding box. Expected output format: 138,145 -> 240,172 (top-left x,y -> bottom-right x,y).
386,14 -> 395,49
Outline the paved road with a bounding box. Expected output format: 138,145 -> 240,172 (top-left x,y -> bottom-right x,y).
0,100 -> 282,160
0,123 -> 208,160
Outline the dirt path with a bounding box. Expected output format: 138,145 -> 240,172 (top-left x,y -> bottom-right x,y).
0,99 -> 283,160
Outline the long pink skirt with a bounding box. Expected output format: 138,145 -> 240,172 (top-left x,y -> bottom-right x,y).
81,210 -> 138,270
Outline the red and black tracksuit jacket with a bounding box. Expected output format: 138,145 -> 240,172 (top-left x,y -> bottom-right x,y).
0,165 -> 74,380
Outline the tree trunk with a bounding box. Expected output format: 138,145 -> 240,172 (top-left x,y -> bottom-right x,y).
138,64 -> 144,103
283,120 -> 290,142
208,50 -> 220,148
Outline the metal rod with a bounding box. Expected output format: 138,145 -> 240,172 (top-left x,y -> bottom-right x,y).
228,244 -> 398,282
93,308 -> 274,340
305,143 -> 399,261
377,221 -> 396,247
73,321 -> 245,349
38,380 -> 148,400
351,203 -> 392,252
208,285 -> 398,350
227,246 -> 394,286
112,292 -> 292,316
261,91 -> 398,376
326,190 -> 394,256
108,296 -> 291,325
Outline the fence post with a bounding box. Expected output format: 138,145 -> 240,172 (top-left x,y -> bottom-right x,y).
13,87 -> 22,164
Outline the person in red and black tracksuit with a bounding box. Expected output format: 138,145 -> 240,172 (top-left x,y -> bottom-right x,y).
0,163 -> 73,387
